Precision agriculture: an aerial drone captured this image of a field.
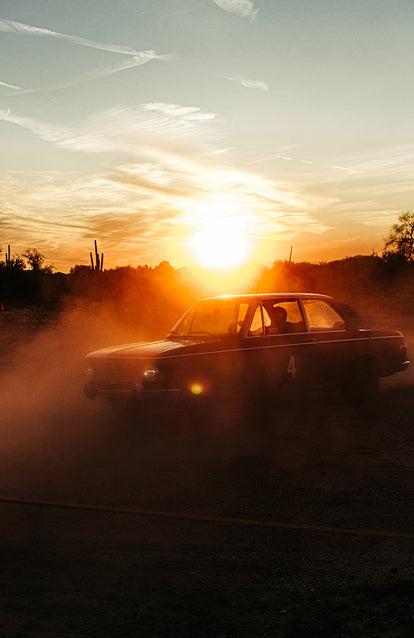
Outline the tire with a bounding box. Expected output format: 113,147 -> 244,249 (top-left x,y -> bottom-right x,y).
343,357 -> 379,405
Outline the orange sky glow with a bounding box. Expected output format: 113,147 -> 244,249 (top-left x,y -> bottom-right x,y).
1,3 -> 414,272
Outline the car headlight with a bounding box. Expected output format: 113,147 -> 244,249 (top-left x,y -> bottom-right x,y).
143,367 -> 159,382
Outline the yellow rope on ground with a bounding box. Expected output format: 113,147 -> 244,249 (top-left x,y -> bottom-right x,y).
0,495 -> 413,540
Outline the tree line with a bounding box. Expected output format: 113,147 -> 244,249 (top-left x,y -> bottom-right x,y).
3,211 -> 414,274
1,213 -> 414,322
1,247 -> 53,273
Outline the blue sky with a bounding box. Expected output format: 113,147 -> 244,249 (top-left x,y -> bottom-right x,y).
1,0 -> 414,271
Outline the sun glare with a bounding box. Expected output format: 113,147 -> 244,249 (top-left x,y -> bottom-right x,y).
191,216 -> 249,268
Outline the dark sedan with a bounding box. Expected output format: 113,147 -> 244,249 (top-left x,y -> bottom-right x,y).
84,293 -> 409,409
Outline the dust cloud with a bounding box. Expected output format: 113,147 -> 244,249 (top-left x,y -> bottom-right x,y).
0,301 -> 170,503
0,299 -> 265,507
0,284 -> 412,513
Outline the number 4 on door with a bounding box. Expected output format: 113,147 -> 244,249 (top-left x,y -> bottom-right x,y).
287,355 -> 297,379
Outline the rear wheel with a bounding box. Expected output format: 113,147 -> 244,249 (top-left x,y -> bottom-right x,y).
343,357 -> 379,405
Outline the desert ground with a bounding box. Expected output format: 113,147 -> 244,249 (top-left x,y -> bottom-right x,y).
1,308 -> 413,637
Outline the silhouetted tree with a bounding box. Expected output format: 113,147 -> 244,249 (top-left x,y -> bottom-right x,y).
23,248 -> 54,273
383,212 -> 414,262
70,264 -> 92,275
0,255 -> 25,271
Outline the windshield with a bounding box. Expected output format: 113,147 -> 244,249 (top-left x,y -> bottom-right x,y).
169,299 -> 249,338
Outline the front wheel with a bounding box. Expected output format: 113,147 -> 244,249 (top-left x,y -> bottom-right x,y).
343,357 -> 379,405
178,369 -> 236,420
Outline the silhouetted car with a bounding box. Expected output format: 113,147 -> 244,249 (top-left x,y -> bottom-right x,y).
84,293 -> 410,409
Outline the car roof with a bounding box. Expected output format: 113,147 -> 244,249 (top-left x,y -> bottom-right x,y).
199,293 -> 334,302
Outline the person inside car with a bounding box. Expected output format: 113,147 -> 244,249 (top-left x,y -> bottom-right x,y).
268,306 -> 289,334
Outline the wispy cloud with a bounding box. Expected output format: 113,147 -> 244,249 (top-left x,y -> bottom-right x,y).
0,80 -> 20,90
143,103 -> 216,121
0,102 -> 328,269
219,74 -> 269,91
348,145 -> 414,178
306,145 -> 414,191
0,103 -> 217,154
0,19 -> 150,57
0,110 -> 70,146
330,164 -> 359,174
7,105 -> 408,269
214,0 -> 259,21
0,19 -> 174,95
3,53 -> 172,96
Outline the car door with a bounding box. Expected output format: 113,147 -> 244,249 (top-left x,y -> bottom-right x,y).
300,298 -> 365,387
241,299 -> 315,395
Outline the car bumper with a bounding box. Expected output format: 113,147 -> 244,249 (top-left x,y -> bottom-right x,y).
84,380 -> 181,401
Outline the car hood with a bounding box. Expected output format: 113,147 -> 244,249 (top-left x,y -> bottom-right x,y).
86,338 -> 198,361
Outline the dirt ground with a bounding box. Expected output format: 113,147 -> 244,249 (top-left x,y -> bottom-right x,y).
0,310 -> 414,637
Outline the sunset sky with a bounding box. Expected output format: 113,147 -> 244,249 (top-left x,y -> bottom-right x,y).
1,0 -> 414,272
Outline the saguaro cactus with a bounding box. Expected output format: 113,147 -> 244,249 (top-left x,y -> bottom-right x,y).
90,240 -> 104,271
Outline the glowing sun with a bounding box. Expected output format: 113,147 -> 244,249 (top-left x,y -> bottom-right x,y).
191,216 -> 249,268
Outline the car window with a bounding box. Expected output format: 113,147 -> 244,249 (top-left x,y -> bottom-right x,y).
303,299 -> 346,331
280,301 -> 303,323
248,301 -> 308,336
191,301 -> 236,334
227,303 -> 249,335
170,299 -> 249,337
263,300 -> 306,334
236,303 -> 249,332
248,305 -> 263,335
248,304 -> 271,336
